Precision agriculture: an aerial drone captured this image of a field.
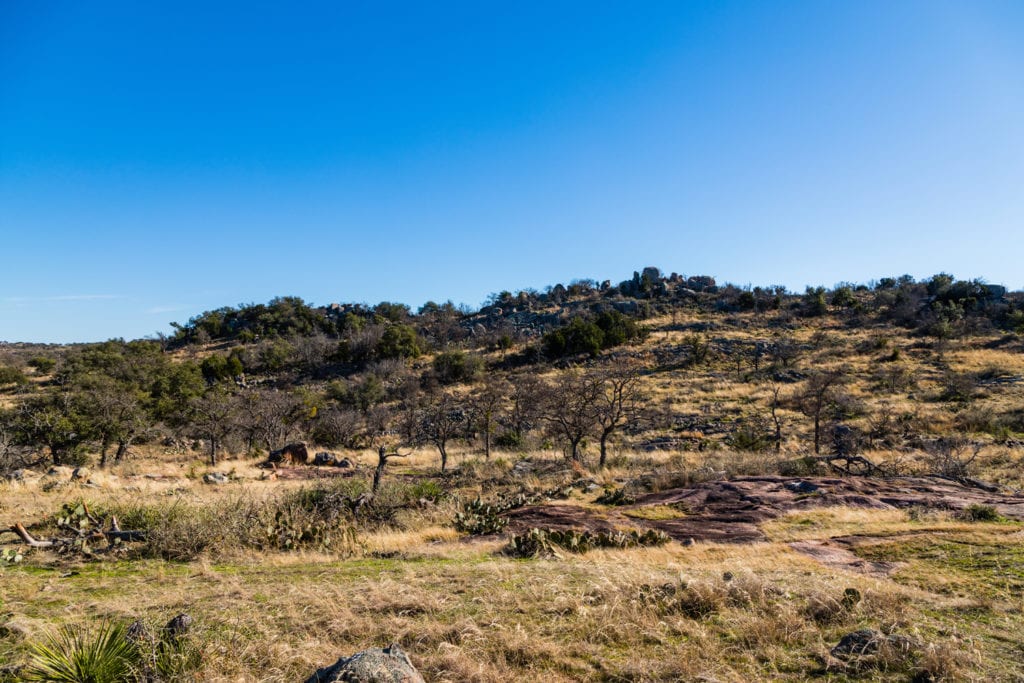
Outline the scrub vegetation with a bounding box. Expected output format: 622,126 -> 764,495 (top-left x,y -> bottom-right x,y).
2,267 -> 1024,681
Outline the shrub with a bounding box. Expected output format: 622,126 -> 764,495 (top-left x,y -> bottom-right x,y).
432,350 -> 484,385
0,365 -> 28,387
960,504 -> 1001,522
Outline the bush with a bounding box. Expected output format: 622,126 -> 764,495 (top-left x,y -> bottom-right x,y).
960,504 -> 1001,522
431,350 -> 484,385
542,311 -> 646,359
0,365 -> 28,387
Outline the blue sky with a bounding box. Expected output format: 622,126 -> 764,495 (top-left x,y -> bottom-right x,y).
2,1 -> 1023,343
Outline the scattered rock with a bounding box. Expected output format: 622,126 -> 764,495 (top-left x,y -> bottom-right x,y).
511,460 -> 533,477
830,629 -> 918,659
202,472 -> 229,485
784,480 -> 820,494
312,452 -> 355,468
5,469 -> 40,483
305,643 -> 425,683
46,466 -> 74,479
841,587 -> 862,609
71,467 -> 91,481
163,614 -> 193,642
268,442 -> 309,465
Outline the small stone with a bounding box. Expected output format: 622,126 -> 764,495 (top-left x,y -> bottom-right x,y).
163,614 -> 193,642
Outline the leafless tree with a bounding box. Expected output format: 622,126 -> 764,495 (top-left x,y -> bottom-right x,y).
796,369 -> 847,454
189,388 -> 239,465
769,384 -> 784,453
592,362 -> 644,468
415,392 -> 465,472
469,378 -> 509,459
507,373 -> 544,444
539,369 -> 601,463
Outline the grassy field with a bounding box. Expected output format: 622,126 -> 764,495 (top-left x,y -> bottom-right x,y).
2,451 -> 1024,682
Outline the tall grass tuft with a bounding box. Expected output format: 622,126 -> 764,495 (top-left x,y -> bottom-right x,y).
24,621 -> 138,683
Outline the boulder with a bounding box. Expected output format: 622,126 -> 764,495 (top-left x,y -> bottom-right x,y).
305,643 -> 425,683
830,629 -> 917,659
5,469 -> 41,483
71,467 -> 91,481
203,472 -> 230,485
268,442 -> 309,465
313,452 -> 354,468
46,465 -> 74,479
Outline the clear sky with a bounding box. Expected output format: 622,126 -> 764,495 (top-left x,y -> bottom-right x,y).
2,1 -> 1023,343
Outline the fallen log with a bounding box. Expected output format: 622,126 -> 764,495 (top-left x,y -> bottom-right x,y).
9,523 -> 57,548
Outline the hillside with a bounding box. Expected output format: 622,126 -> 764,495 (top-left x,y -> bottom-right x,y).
2,267 -> 1024,681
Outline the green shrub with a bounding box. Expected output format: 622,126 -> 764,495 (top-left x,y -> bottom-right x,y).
0,365 -> 28,387
961,504 -> 1001,522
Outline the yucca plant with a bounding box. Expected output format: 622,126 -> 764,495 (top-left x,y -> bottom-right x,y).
24,621 -> 139,683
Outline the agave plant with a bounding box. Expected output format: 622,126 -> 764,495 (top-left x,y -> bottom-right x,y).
24,621 -> 140,683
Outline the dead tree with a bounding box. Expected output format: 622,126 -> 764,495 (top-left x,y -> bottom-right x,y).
796,369 -> 847,454
373,445 -> 409,494
592,362 -> 644,468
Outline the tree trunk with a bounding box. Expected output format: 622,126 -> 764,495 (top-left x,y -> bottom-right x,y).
484,413 -> 492,460
569,437 -> 582,462
209,437 -> 218,466
114,436 -> 132,462
770,389 -> 782,453
373,446 -> 387,494
813,412 -> 821,455
438,443 -> 448,472
99,436 -> 111,468
599,428 -> 613,469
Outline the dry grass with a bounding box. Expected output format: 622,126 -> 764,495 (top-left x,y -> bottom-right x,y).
4,460 -> 1024,682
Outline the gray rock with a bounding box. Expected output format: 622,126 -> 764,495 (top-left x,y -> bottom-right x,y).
71,467 -> 91,481
202,472 -> 229,485
305,643 -> 425,683
784,480 -> 820,494
830,629 -> 917,659
46,466 -> 74,479
5,469 -> 40,483
163,613 -> 193,642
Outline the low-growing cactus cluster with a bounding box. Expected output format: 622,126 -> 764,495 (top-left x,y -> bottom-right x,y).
453,486 -> 573,535
505,527 -> 670,558
453,499 -> 508,535
595,486 -> 636,506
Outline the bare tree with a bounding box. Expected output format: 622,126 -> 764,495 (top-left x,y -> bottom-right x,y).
189,388 -> 239,465
507,373 -> 544,445
592,362 -> 644,468
469,378 -> 509,459
372,445 -> 410,494
415,392 -> 465,472
796,369 -> 847,454
540,369 -> 601,463
769,384 -> 784,453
